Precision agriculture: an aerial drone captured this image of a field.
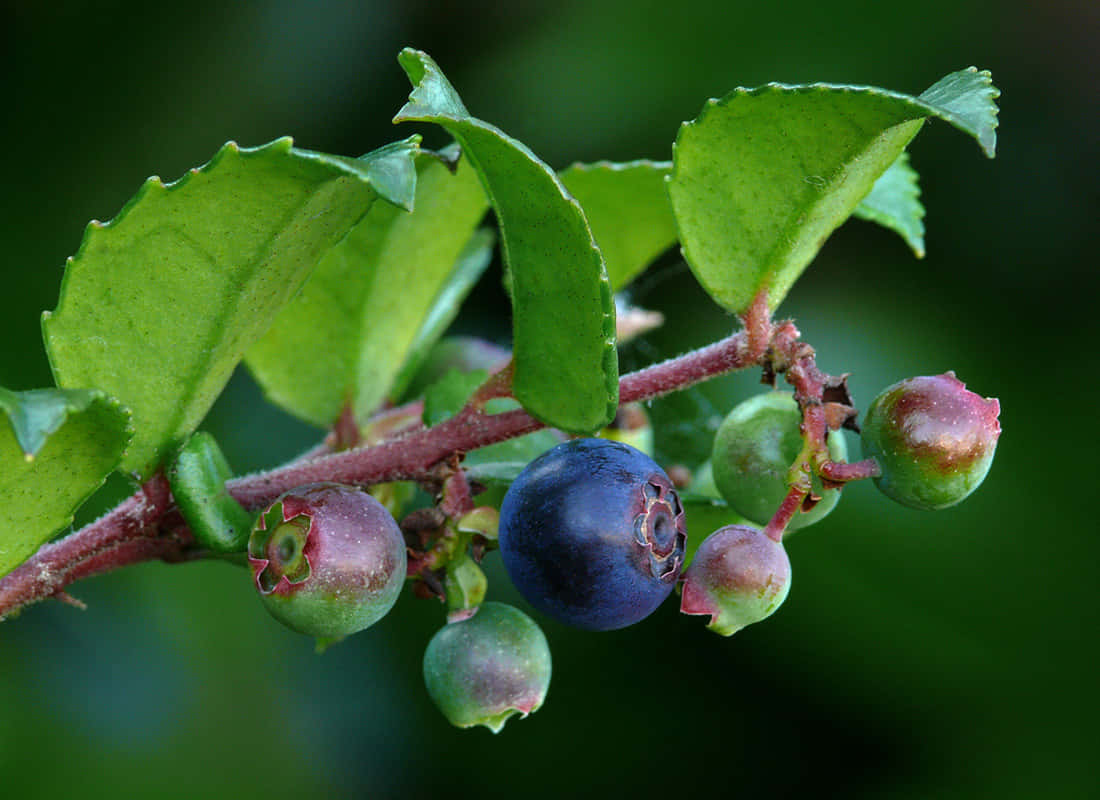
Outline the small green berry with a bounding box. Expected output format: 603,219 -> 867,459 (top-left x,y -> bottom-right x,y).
711,392 -> 847,532
423,602 -> 551,733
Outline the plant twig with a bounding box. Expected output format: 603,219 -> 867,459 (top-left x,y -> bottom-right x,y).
1,315 -> 887,621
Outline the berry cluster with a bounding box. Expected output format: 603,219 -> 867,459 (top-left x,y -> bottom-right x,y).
212,364 -> 997,732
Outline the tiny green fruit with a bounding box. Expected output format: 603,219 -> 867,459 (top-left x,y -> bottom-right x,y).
711,392 -> 847,532
167,432 -> 254,553
423,602 -> 552,733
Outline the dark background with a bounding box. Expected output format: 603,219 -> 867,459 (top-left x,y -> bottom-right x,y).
2,1 -> 1096,797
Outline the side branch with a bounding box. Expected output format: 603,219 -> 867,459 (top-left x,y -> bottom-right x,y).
0,475 -> 187,620
0,329 -> 755,619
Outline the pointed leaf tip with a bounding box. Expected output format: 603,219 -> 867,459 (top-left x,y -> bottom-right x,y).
670,69 -> 1000,314
854,151 -> 926,257
918,67 -> 1000,158
395,48 -> 469,121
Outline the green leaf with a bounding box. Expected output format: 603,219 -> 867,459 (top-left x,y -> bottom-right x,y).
0,387 -> 131,578
853,152 -> 926,258
422,369 -> 489,427
388,229 -> 497,403
246,147 -> 490,427
918,68 -> 1000,158
445,554 -> 488,612
43,136 -> 420,478
395,48 -> 618,433
668,67 -> 1000,313
558,161 -> 677,289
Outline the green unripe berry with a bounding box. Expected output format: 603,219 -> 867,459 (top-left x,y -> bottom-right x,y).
711,392 -> 847,532
423,602 -> 551,733
860,372 -> 1000,510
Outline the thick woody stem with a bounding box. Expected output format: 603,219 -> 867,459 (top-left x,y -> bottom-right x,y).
0,474 -> 189,620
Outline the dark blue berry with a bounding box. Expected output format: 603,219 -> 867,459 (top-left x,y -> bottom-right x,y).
498,438 -> 687,631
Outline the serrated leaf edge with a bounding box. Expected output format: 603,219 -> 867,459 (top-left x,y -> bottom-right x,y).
853,151 -> 927,258
41,136 -> 421,476
668,71 -> 998,311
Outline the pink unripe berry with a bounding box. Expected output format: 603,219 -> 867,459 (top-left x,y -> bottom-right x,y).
680,524 -> 791,636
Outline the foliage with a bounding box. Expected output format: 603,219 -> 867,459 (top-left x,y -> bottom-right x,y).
0,49 -> 1002,734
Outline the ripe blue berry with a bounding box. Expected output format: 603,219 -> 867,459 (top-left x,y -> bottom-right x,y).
423,602 -> 551,733
498,438 -> 687,631
711,392 -> 847,532
860,372 -> 1001,510
248,483 -> 406,639
680,524 -> 791,636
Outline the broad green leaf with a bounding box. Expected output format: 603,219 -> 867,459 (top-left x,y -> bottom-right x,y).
388,229 -> 497,403
0,387 -> 131,578
559,161 -> 677,289
395,48 -> 618,433
669,67 -> 1000,313
246,147 -> 489,427
43,137 -> 420,478
422,369 -> 489,427
853,152 -> 926,257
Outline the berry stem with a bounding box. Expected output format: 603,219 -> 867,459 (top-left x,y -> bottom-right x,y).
764,485 -> 809,542
820,458 -> 881,483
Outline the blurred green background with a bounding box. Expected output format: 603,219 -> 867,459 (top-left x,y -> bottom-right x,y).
2,1 -> 1096,797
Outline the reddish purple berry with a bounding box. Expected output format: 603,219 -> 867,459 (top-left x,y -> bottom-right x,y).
248,483 -> 406,639
680,524 -> 791,636
423,602 -> 551,733
498,438 -> 686,631
860,372 -> 1001,510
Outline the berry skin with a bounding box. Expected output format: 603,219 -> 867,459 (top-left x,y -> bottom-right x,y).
680,524 -> 791,636
248,483 -> 406,639
860,372 -> 1001,510
711,392 -> 847,532
423,602 -> 551,733
498,438 -> 687,631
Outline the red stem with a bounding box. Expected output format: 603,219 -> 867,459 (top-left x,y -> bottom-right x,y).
0,475 -> 185,619
0,329 -> 755,619
764,486 -> 808,542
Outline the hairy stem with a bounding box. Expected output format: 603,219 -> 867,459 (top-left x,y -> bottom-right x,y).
0,328 -> 758,619
0,475 -> 190,620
